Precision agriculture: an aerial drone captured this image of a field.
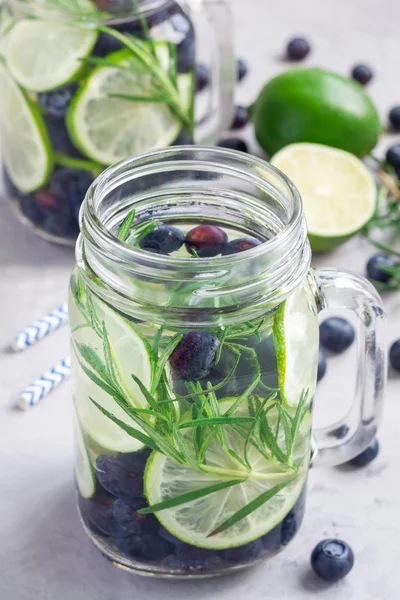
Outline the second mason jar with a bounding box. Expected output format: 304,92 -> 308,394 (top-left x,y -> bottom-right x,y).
0,0 -> 234,244
69,147 -> 386,578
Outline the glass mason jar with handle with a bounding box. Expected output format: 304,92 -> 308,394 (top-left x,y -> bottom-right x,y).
0,0 -> 234,244
69,147 -> 386,577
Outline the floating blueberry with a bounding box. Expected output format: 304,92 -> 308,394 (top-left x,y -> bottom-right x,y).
319,318 -> 355,353
38,84 -> 78,118
317,349 -> 327,382
281,511 -> 298,546
286,37 -> 311,61
349,439 -> 379,467
351,64 -> 373,86
86,494 -> 128,537
113,497 -> 159,534
45,117 -> 81,156
139,224 -> 185,254
172,544 -> 221,571
177,33 -> 195,73
116,533 -> 174,561
170,331 -> 220,381
222,237 -> 261,255
50,167 -> 94,220
311,539 -> 354,582
389,106 -> 400,132
221,540 -> 263,564
158,526 -> 186,546
34,188 -> 60,212
231,105 -> 249,130
20,195 -> 45,226
366,254 -> 398,283
386,144 -> 400,170
389,339 -> 400,373
236,58 -> 248,82
185,224 -> 228,257
217,138 -> 249,153
195,64 -> 209,92
96,451 -> 150,498
43,213 -> 79,238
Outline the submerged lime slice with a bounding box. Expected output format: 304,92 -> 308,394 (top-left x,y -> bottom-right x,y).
67,46 -> 193,165
6,19 -> 98,91
74,414 -> 95,499
0,62 -> 52,192
273,281 -> 319,408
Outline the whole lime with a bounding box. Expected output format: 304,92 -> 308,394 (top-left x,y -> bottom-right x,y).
252,68 -> 382,157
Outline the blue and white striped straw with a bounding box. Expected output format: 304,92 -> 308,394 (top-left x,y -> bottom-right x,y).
18,356 -> 71,410
11,304 -> 68,352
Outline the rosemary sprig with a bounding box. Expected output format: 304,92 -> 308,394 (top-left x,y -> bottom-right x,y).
116,208 -> 136,241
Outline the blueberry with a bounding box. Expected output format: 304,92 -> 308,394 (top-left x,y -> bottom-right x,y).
96,451 -> 150,498
185,224 -> 228,257
116,533 -> 174,561
45,117 -> 81,156
281,511 -> 298,546
177,32 -> 195,73
386,144 -> 400,169
34,188 -> 60,212
231,105 -> 249,130
286,37 -> 311,61
319,317 -> 355,353
330,424 -> 349,440
351,64 -> 373,86
158,527 -> 185,546
92,32 -> 125,57
171,544 -> 221,571
222,237 -> 261,255
349,439 -> 379,467
221,540 -> 263,564
311,539 -> 354,582
217,138 -> 248,153
317,349 -> 327,382
389,339 -> 400,373
236,58 -> 248,82
139,224 -> 185,254
195,64 -> 209,92
43,213 -> 79,238
86,494 -> 128,537
20,195 -> 45,226
113,497 -> 158,534
38,84 -> 78,118
170,331 -> 220,381
366,254 -> 398,283
389,106 -> 400,132
50,167 -> 94,220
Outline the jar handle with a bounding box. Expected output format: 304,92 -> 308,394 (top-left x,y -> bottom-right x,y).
311,268 -> 387,466
186,0 -> 235,143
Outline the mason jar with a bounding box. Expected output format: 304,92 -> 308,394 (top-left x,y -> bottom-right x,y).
0,0 -> 234,244
69,147 -> 386,577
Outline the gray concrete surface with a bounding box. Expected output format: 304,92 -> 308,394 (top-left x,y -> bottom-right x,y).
1,0 -> 400,598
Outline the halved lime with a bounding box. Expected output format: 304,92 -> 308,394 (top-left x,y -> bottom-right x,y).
74,413 -> 95,499
0,62 -> 52,192
69,291 -> 152,453
6,19 -> 98,92
144,399 -> 308,549
273,281 -> 319,409
271,143 -> 376,252
67,46 -> 193,165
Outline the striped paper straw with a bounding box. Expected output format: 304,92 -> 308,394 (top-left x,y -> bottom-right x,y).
11,303 -> 68,352
18,356 -> 71,410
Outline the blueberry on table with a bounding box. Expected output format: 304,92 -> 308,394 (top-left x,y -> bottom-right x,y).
170,331 -> 220,381
116,532 -> 174,561
86,495 -> 128,537
317,348 -> 327,381
319,317 -> 355,353
389,339 -> 400,373
222,237 -> 261,255
217,138 -> 249,153
185,224 -> 228,258
386,144 -> 400,169
221,539 -> 263,564
38,83 -> 78,118
330,424 -> 349,440
311,539 -> 354,582
139,224 -> 185,254
351,64 -> 373,86
236,58 -> 248,82
349,439 -> 379,466
195,64 -> 209,92
231,105 -> 249,130
366,254 -> 398,283
286,37 -> 311,61
389,106 -> 400,132
96,452 -> 148,498
113,497 -> 159,534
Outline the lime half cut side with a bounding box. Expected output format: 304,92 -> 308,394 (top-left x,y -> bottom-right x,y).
6,19 -> 98,91
67,46 -> 193,165
271,143 -> 376,252
273,281 -> 319,409
0,62 -> 52,192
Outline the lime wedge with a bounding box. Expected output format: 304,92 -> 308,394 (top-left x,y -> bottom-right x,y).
144,399 -> 309,549
273,281 -> 319,408
67,46 -> 193,165
69,291 -> 152,453
0,62 -> 52,192
6,19 -> 98,91
271,143 -> 376,252
74,414 -> 95,499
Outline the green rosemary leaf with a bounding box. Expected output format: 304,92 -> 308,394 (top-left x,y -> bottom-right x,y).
259,410 -> 287,464
189,247 -> 200,258
214,328 -> 227,364
126,221 -> 158,245
76,343 -> 110,384
243,397 -> 276,468
76,358 -> 120,400
224,375 -> 262,416
275,403 -> 293,458
130,373 -> 160,412
207,382 -> 226,449
80,56 -> 147,73
208,479 -> 294,537
231,424 -> 271,462
227,449 -> 249,470
86,293 -> 103,338
152,327 -> 164,358
108,93 -> 168,103
151,334 -> 183,394
179,416 -> 255,429
197,428 -> 219,463
116,208 -> 136,242
137,479 -> 244,515
101,322 -> 124,393
172,424 -> 201,471
72,323 -> 90,334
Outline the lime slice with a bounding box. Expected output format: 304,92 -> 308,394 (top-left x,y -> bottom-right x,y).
0,6 -> 14,58
0,62 -> 52,192
6,19 -> 98,92
69,291 -> 152,453
271,143 -> 376,252
144,399 -> 308,550
67,46 -> 193,165
74,414 -> 95,499
273,281 -> 319,408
